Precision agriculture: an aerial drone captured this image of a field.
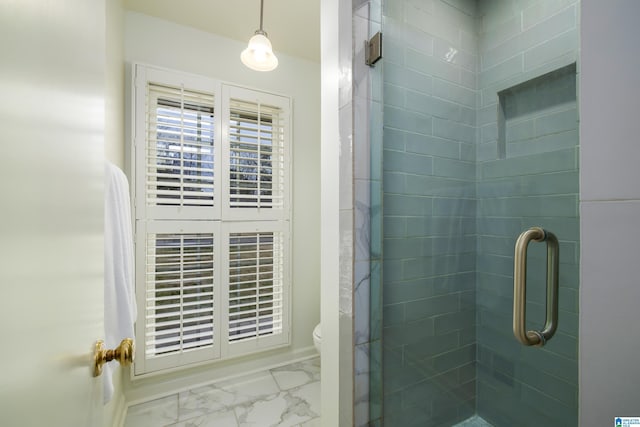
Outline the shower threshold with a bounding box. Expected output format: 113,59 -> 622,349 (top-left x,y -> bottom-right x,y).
453,415 -> 494,427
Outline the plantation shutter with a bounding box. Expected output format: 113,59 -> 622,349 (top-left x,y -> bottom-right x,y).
222,86 -> 290,220
138,74 -> 220,221
223,223 -> 289,356
133,65 -> 290,375
136,221 -> 221,373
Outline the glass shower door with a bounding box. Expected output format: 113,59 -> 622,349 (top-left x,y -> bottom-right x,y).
475,64 -> 579,426
375,1 -> 580,426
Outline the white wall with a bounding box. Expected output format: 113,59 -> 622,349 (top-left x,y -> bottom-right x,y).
106,0 -> 125,168
122,12 -> 320,400
320,0 -> 341,425
580,0 -> 640,424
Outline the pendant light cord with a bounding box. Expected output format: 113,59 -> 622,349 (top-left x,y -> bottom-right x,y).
259,0 -> 264,32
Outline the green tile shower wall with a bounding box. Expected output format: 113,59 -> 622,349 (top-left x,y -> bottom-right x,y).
381,1 -> 478,426
378,0 -> 580,426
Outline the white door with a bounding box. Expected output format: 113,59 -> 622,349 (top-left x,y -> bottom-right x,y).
0,1 -> 106,426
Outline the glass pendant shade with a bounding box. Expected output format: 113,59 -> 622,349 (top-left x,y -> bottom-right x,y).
241,31 -> 279,72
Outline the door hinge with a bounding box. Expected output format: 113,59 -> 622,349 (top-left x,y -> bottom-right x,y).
365,32 -> 383,67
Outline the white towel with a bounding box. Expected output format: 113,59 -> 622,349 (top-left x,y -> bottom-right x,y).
104,161 -> 136,404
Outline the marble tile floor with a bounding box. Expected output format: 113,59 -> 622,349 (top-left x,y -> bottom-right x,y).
124,357 -> 321,427
453,415 -> 494,427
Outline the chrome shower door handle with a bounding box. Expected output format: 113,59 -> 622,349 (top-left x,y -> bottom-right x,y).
513,227 -> 559,347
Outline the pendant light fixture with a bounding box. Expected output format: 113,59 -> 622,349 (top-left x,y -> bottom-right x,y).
241,0 -> 278,72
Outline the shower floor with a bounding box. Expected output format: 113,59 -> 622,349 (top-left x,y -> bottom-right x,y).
453,415 -> 494,427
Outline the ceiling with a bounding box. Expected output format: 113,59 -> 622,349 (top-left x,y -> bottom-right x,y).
124,0 -> 321,62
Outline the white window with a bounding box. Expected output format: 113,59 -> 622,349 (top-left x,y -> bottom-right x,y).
131,65 -> 291,375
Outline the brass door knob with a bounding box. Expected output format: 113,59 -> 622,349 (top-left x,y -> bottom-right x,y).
93,338 -> 134,377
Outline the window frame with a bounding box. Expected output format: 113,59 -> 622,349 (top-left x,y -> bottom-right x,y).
130,64 -> 292,376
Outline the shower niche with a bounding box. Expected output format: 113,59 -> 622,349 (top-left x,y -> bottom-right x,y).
497,63 -> 578,160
